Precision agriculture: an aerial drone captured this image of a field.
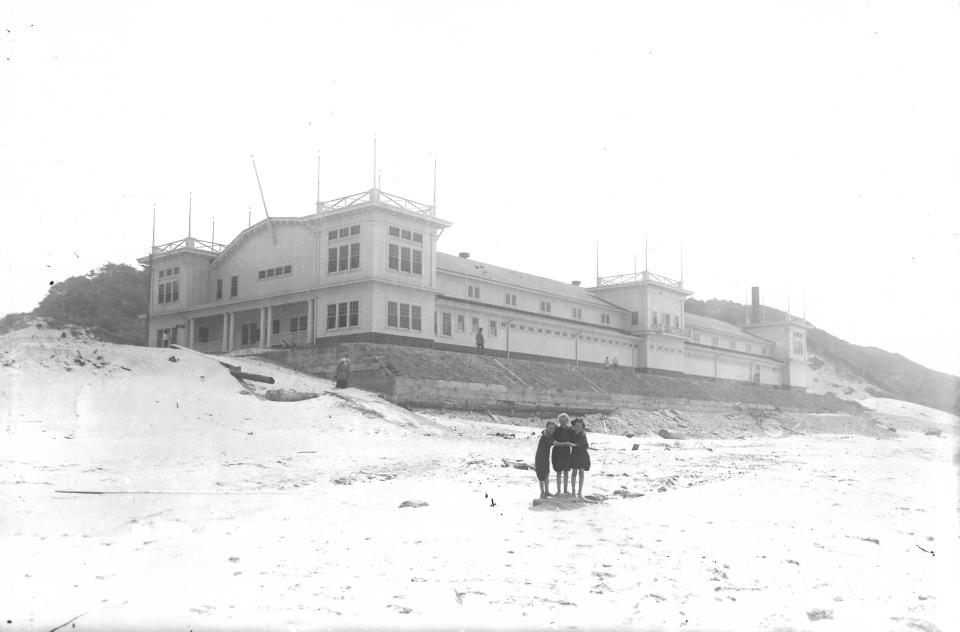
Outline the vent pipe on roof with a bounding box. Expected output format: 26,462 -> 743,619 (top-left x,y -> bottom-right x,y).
571,280 -> 581,286
459,252 -> 470,259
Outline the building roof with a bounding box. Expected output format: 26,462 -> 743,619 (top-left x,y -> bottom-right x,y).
437,252 -> 622,310
684,313 -> 771,343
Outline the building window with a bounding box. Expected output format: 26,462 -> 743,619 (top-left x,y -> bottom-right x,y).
388,230 -> 423,275
389,226 -> 423,244
411,306 -> 421,331
651,310 -> 659,326
456,315 -> 465,332
157,280 -> 179,304
505,293 -> 517,306
230,275 -> 238,298
388,244 -> 399,270
387,302 -> 398,328
601,313 -> 610,325
729,340 -> 737,350
712,336 -> 719,346
442,312 -> 452,336
692,332 -> 701,342
468,285 -> 480,299
197,327 -> 210,343
271,319 -> 280,335
399,304 -> 410,329
630,311 -> 639,326
326,304 -> 337,330
329,243 -> 360,274
258,265 -> 293,281
349,243 -> 360,269
471,317 -> 480,333
572,307 -> 582,320
761,345 -> 768,355
489,320 -> 497,337
216,279 -> 223,300
746,343 -> 752,353
329,225 -> 360,241
290,316 -> 308,332
349,301 -> 359,327
540,301 -> 551,313
327,301 -> 359,330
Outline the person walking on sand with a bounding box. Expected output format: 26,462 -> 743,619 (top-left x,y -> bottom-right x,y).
569,418 -> 591,499
551,413 -> 576,495
535,420 -> 558,498
335,355 -> 351,389
476,327 -> 485,354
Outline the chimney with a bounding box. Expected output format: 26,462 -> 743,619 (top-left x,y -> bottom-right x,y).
458,252 -> 470,259
571,280 -> 581,286
751,286 -> 761,324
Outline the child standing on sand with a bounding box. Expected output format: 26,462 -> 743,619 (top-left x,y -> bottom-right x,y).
552,413 -> 576,495
534,420 -> 558,498
569,418 -> 591,498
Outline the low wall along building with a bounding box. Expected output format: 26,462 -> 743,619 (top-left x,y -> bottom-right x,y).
140,186 -> 810,390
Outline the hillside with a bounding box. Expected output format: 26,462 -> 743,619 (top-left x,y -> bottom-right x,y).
0,263 -> 149,345
684,298 -> 960,415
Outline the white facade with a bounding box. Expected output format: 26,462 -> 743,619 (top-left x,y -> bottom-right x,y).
140,188 -> 809,389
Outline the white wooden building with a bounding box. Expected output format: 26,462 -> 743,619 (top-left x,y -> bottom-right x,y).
140,187 -> 808,389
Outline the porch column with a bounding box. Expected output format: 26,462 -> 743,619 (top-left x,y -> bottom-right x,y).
259,307 -> 268,348
221,313 -> 229,352
227,312 -> 235,351
306,299 -> 314,343
264,305 -> 273,347
187,318 -> 194,349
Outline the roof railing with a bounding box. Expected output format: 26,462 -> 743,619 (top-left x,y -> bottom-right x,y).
597,271 -> 682,288
152,237 -> 226,255
318,188 -> 435,216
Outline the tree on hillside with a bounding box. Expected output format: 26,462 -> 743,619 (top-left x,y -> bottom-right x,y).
33,263 -> 148,344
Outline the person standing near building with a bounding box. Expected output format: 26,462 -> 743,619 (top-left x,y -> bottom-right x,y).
569,418 -> 591,499
534,420 -> 558,499
476,327 -> 485,354
335,355 -> 351,389
551,413 -> 576,495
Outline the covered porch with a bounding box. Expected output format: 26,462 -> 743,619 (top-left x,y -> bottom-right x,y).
184,298 -> 316,353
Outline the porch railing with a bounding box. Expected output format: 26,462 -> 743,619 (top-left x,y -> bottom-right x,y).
319,189 -> 435,217
597,271 -> 682,288
270,331 -> 311,347
194,340 -> 223,353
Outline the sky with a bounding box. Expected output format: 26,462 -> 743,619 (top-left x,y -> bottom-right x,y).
2,1 -> 958,376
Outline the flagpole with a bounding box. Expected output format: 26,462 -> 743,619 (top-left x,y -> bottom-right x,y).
145,204 -> 156,346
